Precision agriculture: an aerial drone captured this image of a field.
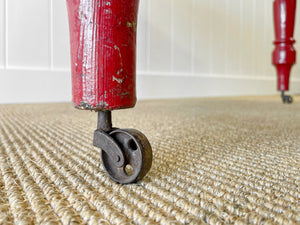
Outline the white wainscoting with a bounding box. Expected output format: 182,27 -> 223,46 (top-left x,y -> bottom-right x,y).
1,0 -> 300,103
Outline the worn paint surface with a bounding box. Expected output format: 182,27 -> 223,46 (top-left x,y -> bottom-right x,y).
66,0 -> 139,110
272,0 -> 296,91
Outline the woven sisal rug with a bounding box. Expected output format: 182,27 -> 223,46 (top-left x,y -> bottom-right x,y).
0,96 -> 299,224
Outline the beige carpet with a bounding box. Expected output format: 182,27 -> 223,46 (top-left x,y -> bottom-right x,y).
0,96 -> 299,225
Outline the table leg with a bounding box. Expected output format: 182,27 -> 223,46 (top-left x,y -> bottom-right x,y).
66,0 -> 152,184
272,0 -> 296,104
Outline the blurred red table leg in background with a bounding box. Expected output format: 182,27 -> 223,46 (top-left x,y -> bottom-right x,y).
272,0 -> 296,103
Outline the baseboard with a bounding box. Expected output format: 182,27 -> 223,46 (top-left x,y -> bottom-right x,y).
0,69 -> 71,104
136,72 -> 300,99
1,69 -> 300,104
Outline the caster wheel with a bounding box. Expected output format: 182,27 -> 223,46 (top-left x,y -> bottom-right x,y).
101,129 -> 152,184
282,95 -> 293,104
281,91 -> 293,104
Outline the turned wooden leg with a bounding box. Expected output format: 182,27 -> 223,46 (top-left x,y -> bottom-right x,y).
66,0 -> 152,184
272,0 -> 296,103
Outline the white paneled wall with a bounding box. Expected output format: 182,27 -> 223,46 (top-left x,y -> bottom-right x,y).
1,0 -> 300,103
0,0 -> 5,68
7,0 -> 50,68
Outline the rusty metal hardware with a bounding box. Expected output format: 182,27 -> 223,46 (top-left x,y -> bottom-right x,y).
281,91 -> 293,104
93,111 -> 152,184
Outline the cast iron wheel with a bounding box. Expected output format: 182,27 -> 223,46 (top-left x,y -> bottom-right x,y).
101,128 -> 152,184
281,91 -> 293,104
282,95 -> 293,104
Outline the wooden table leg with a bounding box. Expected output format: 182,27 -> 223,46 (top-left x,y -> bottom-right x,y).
272,0 -> 296,103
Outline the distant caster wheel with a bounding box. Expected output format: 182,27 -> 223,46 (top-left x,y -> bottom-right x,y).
281,91 -> 293,104
93,111 -> 152,184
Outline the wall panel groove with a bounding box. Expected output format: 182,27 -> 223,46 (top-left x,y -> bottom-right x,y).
225,0 -> 229,75
0,0 -> 7,68
190,0 -> 196,74
49,0 -> 54,70
209,0 -> 213,75
170,0 -> 174,73
146,0 -> 151,72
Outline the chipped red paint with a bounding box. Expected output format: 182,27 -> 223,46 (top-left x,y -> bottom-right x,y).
66,0 -> 139,110
272,0 -> 296,91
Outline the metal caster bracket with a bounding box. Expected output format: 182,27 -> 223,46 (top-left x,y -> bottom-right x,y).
93,111 -> 152,184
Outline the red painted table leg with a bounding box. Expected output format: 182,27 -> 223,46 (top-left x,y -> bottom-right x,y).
66,0 -> 138,110
66,0 -> 152,184
272,0 -> 296,103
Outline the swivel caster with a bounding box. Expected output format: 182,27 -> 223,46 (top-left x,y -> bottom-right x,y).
281,91 -> 293,104
93,111 -> 152,184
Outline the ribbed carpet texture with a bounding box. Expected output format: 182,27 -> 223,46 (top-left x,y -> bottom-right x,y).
0,96 -> 299,225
